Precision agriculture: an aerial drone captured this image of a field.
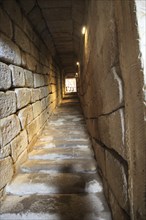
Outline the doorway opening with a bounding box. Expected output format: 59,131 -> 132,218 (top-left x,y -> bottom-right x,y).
65,78 -> 77,93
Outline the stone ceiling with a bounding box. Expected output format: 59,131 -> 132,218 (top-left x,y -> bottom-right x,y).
18,0 -> 85,74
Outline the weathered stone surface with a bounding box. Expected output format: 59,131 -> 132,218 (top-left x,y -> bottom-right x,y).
24,69 -> 33,87
0,8 -> 12,39
98,108 -> 126,159
109,189 -> 130,220
0,143 -> 11,159
15,88 -> 31,110
0,91 -> 16,119
11,130 -> 28,162
92,140 -> 106,176
34,73 -> 45,88
27,117 -> 40,142
0,33 -> 21,65
0,62 -> 11,90
19,0 -> 36,15
25,54 -> 37,72
14,149 -> 28,172
0,157 -> 13,190
106,150 -> 128,211
31,88 -> 40,103
18,105 -> 33,129
39,109 -> 48,128
100,66 -> 124,114
32,101 -> 42,118
41,98 -> 47,111
0,114 -> 21,147
39,86 -> 49,99
9,65 -> 25,87
14,25 -> 30,53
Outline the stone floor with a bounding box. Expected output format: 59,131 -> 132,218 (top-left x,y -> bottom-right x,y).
0,98 -> 112,220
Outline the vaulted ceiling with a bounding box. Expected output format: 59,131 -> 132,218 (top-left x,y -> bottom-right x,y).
18,0 -> 85,74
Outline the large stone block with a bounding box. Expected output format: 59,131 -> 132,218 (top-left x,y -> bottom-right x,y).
39,86 -> 49,99
0,143 -> 11,159
0,62 -> 11,90
0,91 -> 16,119
32,101 -> 42,118
0,157 -> 13,190
34,73 -> 45,88
27,117 -> 40,142
109,189 -> 130,220
31,88 -> 40,103
98,108 -> 126,160
15,88 -> 31,110
2,0 -> 23,28
18,105 -> 33,129
11,130 -> 28,162
14,25 -> 30,53
24,69 -> 34,87
100,66 -> 124,114
25,54 -> 37,72
0,8 -> 12,39
0,114 -> 21,147
92,140 -> 106,176
9,65 -> 25,87
106,150 -> 128,211
0,33 -> 21,65
41,98 -> 47,111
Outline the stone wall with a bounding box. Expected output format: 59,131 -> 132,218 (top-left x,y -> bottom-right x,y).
0,0 -> 61,197
79,0 -> 146,220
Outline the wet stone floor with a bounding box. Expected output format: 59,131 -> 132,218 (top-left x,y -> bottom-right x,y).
0,98 -> 112,220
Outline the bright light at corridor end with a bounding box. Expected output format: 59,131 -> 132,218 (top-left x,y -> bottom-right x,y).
82,26 -> 86,35
76,61 -> 79,66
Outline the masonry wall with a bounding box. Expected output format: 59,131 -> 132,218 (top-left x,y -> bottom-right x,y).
0,0 -> 61,197
79,1 -> 146,220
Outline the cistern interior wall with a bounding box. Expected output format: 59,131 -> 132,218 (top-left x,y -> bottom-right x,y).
0,1 -> 145,220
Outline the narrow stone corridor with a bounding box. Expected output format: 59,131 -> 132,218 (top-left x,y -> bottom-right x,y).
0,97 -> 112,220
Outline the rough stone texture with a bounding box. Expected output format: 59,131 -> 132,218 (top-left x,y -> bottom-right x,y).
0,33 -> 21,65
0,91 -> 16,119
100,66 -> 124,114
32,101 -> 42,118
27,117 -> 40,142
109,189 -> 130,220
9,65 -> 25,87
98,108 -> 126,159
24,70 -> 33,88
18,105 -> 33,129
0,62 -> 11,90
106,150 -> 128,211
0,8 -> 13,38
31,88 -> 40,103
92,140 -> 106,176
0,144 -> 11,159
14,25 -> 30,53
34,73 -> 45,88
11,130 -> 28,162
41,98 -> 47,111
0,114 -> 21,147
25,54 -> 37,72
0,157 -> 13,189
15,88 -> 31,110
39,86 -> 49,99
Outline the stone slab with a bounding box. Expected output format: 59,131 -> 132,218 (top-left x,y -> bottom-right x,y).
21,159 -> 97,174
24,69 -> 34,87
0,157 -> 13,190
18,105 -> 33,129
0,114 -> 21,147
15,88 -> 31,110
0,62 -> 11,90
0,91 -> 16,119
6,173 -> 103,195
0,194 -> 111,220
9,65 -> 25,87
